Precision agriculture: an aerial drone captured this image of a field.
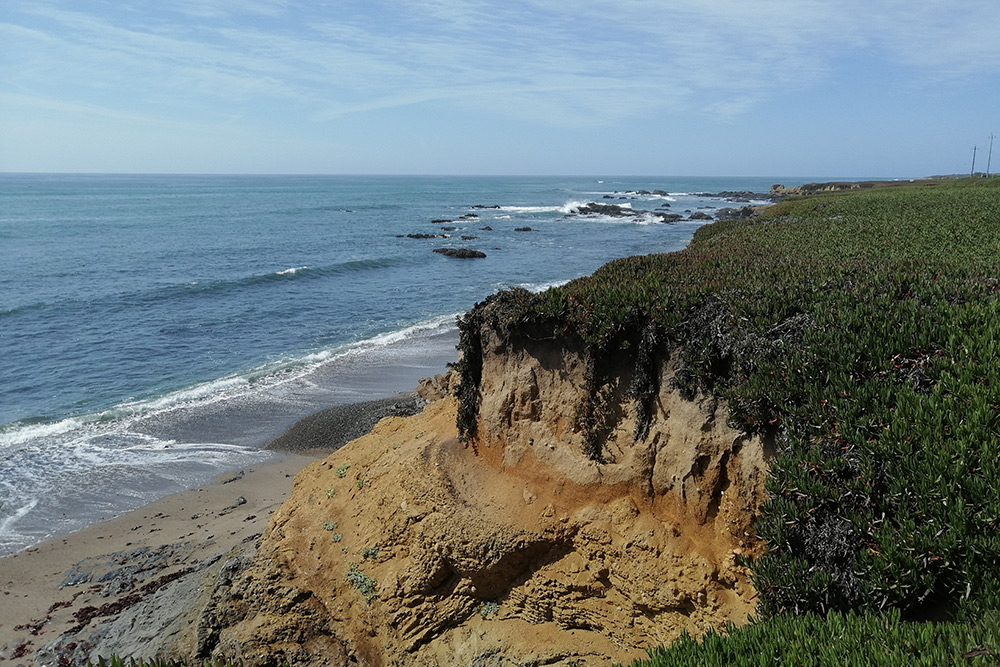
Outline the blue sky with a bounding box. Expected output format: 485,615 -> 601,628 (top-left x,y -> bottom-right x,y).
1,1 -> 998,176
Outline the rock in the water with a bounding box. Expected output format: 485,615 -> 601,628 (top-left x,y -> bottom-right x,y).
715,206 -> 756,220
434,248 -> 486,259
514,227 -> 534,232
574,202 -> 636,217
688,212 -> 713,220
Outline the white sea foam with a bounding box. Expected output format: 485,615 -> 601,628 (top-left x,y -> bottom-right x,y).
501,279 -> 571,294
277,266 -> 309,275
0,498 -> 38,539
299,314 -> 458,366
498,204 -> 565,214
0,314 -> 457,461
559,200 -> 592,215
0,417 -> 85,449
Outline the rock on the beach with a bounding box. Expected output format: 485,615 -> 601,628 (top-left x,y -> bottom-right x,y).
434,248 -> 487,259
265,395 -> 426,453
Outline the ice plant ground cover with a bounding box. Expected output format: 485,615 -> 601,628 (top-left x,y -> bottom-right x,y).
453,177 -> 1000,664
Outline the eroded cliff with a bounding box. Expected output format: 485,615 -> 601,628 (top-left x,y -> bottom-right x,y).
196,316 -> 771,666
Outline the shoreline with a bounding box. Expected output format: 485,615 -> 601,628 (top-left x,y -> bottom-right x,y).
0,323 -> 460,558
0,387 -> 441,664
0,454 -> 315,663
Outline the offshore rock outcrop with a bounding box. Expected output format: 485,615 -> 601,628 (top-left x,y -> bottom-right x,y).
192,308 -> 772,666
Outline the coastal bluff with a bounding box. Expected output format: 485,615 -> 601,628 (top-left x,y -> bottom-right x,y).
183,304 -> 770,665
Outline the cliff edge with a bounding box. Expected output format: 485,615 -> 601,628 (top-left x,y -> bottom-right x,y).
192,308 -> 770,666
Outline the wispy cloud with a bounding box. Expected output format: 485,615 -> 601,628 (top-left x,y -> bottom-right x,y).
3,0 -> 999,132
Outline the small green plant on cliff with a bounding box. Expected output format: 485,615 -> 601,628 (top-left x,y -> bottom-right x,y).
335,463 -> 350,478
362,546 -> 379,560
322,521 -> 338,531
346,563 -> 378,603
479,600 -> 500,617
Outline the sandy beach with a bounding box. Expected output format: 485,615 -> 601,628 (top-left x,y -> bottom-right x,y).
0,455 -> 312,664
0,392 -> 432,665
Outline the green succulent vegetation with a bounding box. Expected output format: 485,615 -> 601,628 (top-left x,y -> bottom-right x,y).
336,463 -> 351,478
631,609 -> 1000,667
452,177 -> 1000,661
479,600 -> 500,617
346,563 -> 378,603
87,658 -> 240,667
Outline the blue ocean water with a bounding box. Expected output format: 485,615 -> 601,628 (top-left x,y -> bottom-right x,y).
0,173 -> 809,554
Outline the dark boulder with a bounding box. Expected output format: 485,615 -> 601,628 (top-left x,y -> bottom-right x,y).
715,206 -> 756,220
514,227 -> 534,232
434,248 -> 487,259
688,211 -> 713,220
574,202 -> 637,217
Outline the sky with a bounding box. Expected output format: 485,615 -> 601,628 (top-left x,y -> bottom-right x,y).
1,1 -> 999,177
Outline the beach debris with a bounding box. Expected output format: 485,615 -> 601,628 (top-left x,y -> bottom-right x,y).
221,470 -> 245,484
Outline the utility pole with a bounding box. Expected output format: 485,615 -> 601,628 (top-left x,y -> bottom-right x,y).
988,134 -> 995,177
971,145 -> 977,176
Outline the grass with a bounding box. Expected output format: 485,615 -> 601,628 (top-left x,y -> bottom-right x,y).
453,177 -> 1000,661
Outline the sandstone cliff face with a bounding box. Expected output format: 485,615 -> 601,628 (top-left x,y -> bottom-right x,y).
199,323 -> 771,666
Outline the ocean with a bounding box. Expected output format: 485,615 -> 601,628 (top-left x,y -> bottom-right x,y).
0,174 -> 810,555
